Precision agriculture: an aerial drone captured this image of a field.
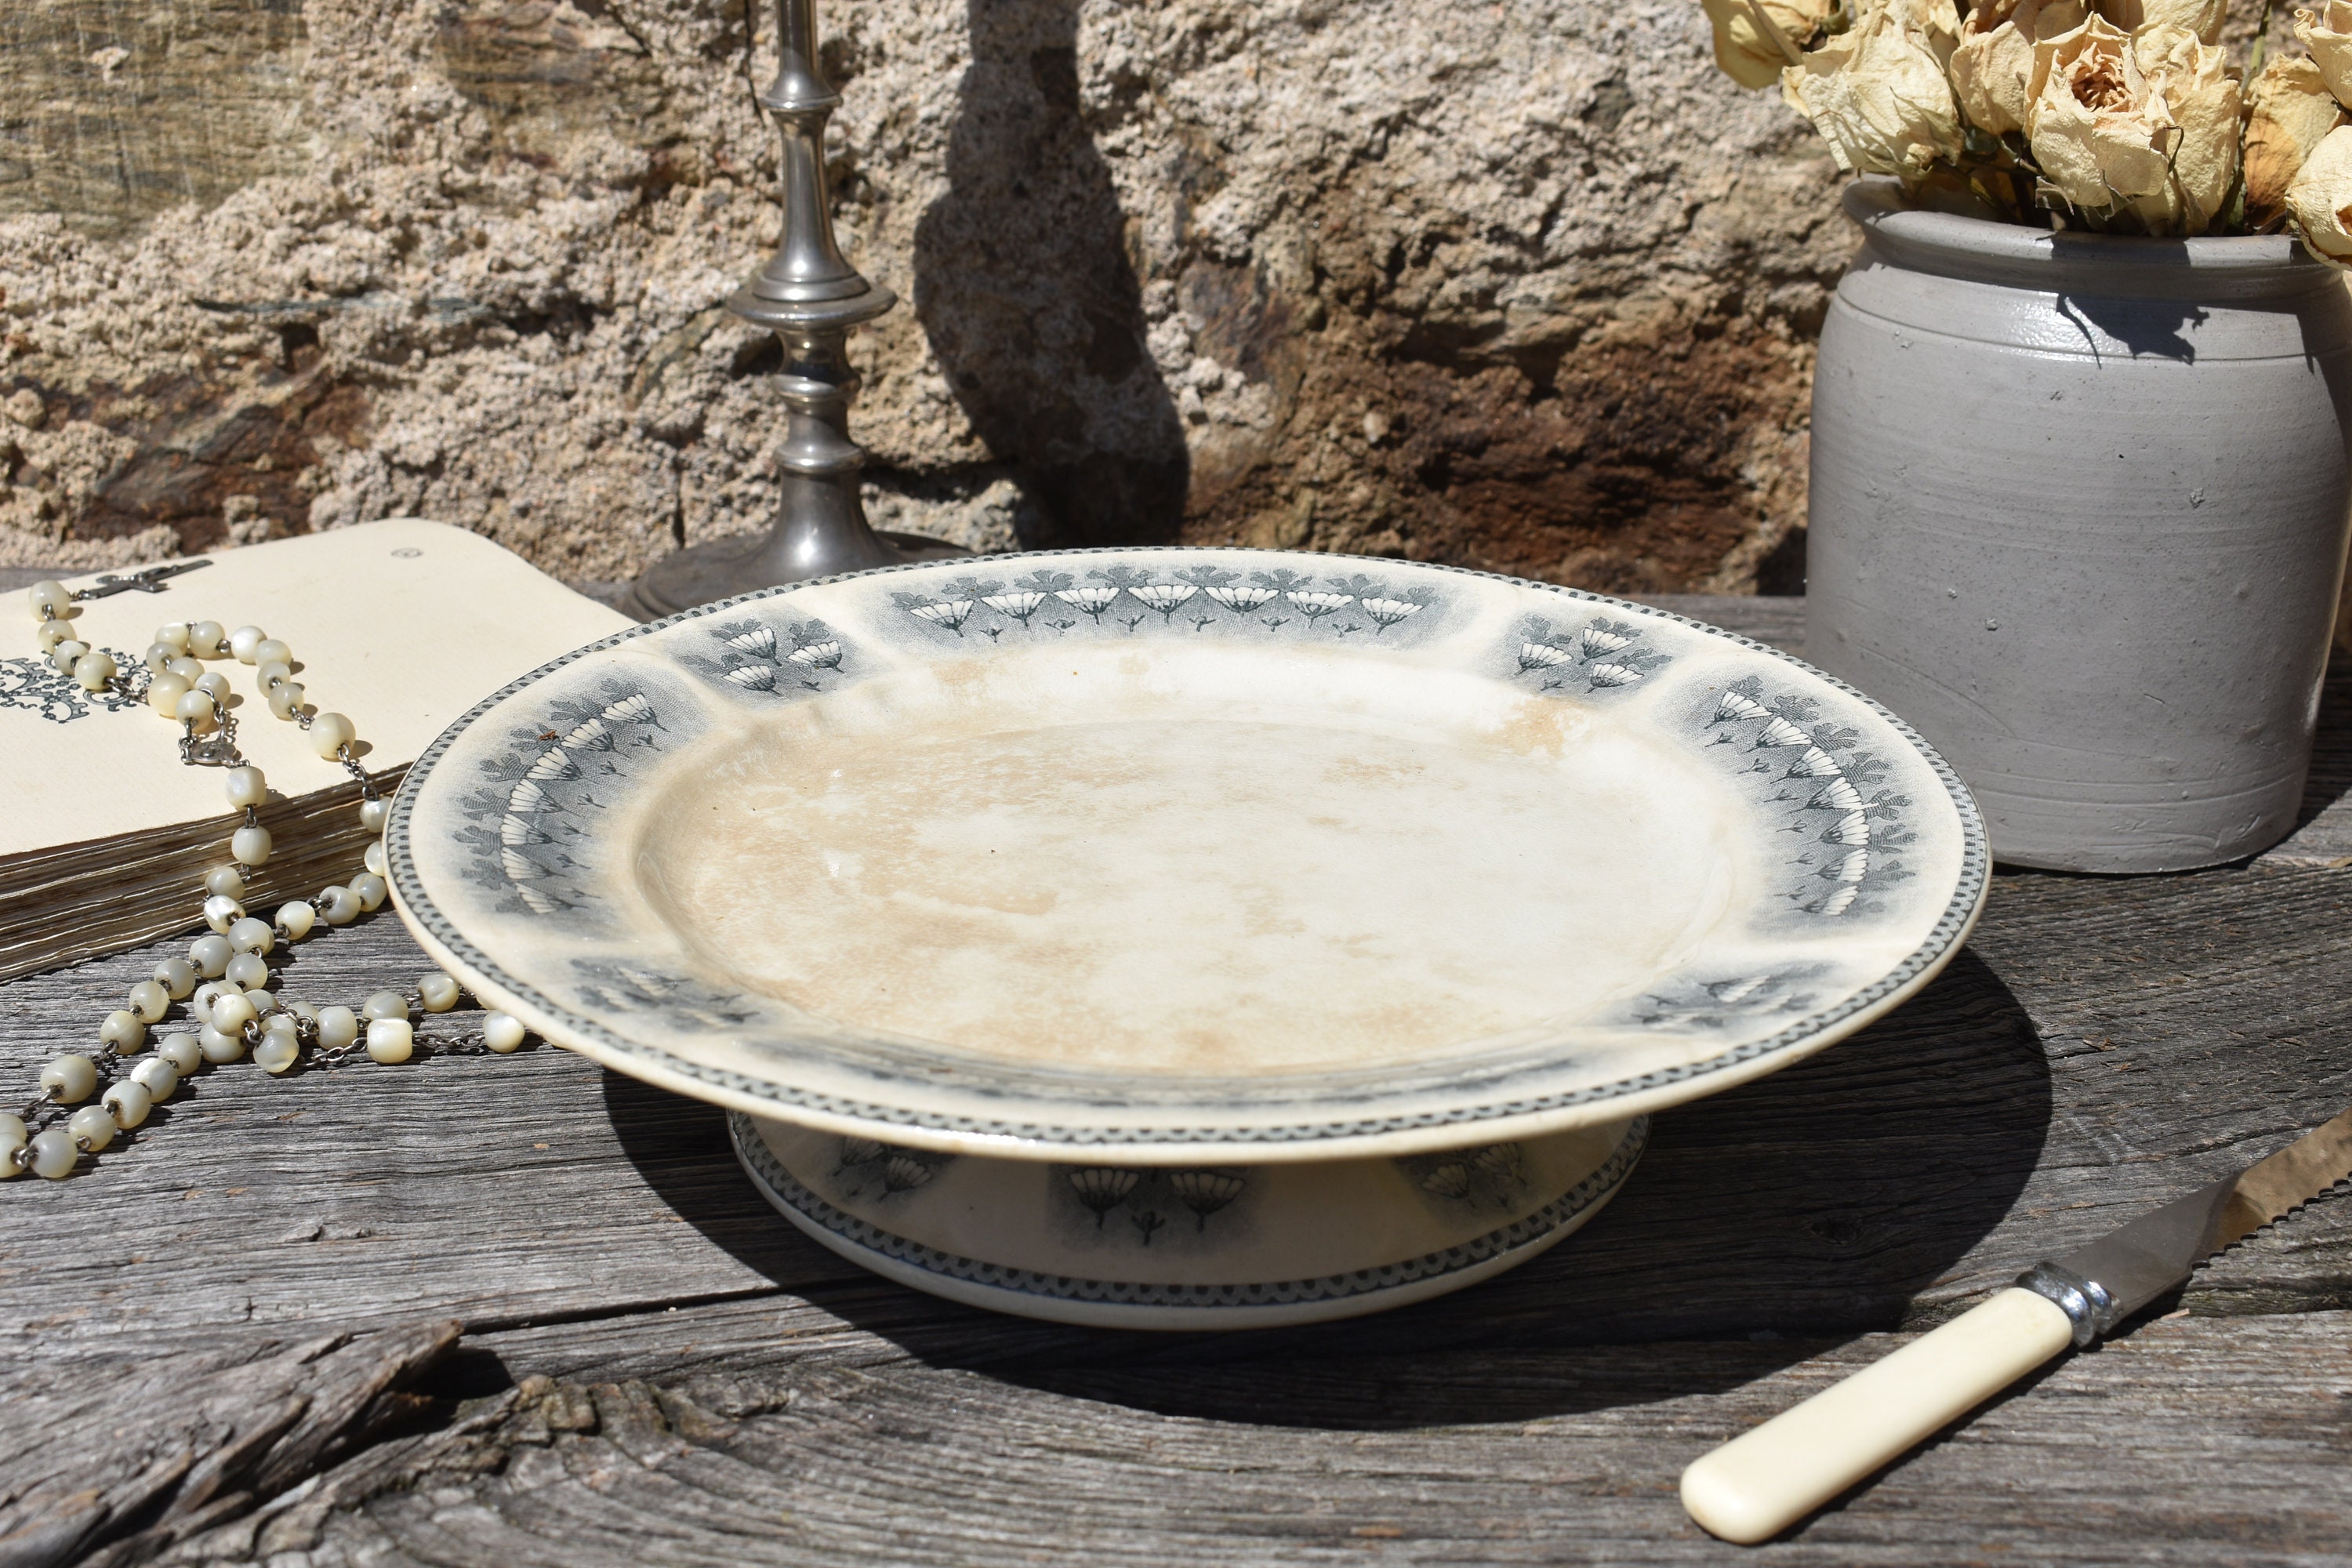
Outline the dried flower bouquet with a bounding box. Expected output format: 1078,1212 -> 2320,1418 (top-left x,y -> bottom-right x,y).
1704,0 -> 2352,252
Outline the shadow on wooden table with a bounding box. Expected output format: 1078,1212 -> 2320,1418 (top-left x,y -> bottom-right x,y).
2287,647 -> 2352,843
593,948 -> 2052,1431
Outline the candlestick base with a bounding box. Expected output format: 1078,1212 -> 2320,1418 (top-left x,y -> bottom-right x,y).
619,525 -> 967,623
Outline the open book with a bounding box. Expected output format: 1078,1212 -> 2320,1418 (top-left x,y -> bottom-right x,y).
0,520 -> 630,980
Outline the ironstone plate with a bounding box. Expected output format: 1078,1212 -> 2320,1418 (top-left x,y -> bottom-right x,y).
387,548 -> 1989,1164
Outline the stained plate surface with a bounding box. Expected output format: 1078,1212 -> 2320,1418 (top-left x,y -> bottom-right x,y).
387,549 -> 1989,1161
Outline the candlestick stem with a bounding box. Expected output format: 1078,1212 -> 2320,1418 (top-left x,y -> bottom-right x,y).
622,0 -> 960,621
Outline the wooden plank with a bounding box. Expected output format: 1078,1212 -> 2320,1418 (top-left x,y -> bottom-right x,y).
0,1319 -> 459,1568
2260,647 -> 2352,866
5,856 -> 2349,1356
6,586 -> 2351,1562
154,1312 -> 2352,1566
0,583 -> 2342,1352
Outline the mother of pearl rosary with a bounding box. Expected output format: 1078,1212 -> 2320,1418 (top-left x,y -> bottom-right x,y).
4,570 -> 529,1180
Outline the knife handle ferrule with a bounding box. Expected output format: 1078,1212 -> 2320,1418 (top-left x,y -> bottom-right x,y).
2016,1262 -> 2119,1348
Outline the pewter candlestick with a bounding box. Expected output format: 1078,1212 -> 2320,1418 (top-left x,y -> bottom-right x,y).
622,0 -> 961,622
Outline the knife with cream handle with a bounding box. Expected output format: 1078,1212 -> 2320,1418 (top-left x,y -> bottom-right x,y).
1681,1107 -> 2352,1544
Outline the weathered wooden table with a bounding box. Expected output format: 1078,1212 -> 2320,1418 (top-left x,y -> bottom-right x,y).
4,595 -> 2350,1566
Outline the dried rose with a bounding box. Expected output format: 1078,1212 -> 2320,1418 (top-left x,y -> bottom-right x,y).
2095,0 -> 2227,45
2026,20 -> 2172,207
2024,18 -> 2241,233
2287,123 -> 2352,255
2128,25 -> 2243,233
1951,0 -> 2089,135
2294,2 -> 2352,108
1780,0 -> 1967,176
2246,56 -> 2347,223
1896,0 -> 1969,59
1704,0 -> 1841,89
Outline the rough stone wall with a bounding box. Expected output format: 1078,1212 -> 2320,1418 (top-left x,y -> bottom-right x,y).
0,0 -> 1850,591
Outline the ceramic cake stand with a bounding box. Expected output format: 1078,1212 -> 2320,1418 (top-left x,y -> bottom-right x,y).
387,548 -> 1987,1328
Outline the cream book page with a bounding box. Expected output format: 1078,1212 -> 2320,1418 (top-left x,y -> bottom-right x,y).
1,519 -> 631,858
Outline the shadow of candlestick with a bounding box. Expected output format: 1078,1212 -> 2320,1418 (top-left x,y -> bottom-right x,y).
911,0 -> 1188,547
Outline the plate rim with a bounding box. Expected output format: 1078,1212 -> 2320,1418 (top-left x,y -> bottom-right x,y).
388,547 -> 1991,1162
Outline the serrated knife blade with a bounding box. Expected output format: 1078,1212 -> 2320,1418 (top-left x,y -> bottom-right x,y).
2020,1105 -> 2352,1342
1682,1106 -> 2352,1544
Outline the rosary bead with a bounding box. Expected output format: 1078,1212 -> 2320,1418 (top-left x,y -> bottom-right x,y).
279,998 -> 319,1026
154,622 -> 191,654
29,1128 -> 78,1179
205,866 -> 246,900
38,621 -> 76,652
69,1105 -> 116,1152
193,670 -> 232,704
224,952 -> 270,989
255,1033 -> 300,1075
143,641 -> 178,673
74,651 -> 118,691
417,972 -> 461,1012
147,672 -> 191,719
309,712 -> 355,758
228,916 -> 275,955
359,797 -> 390,833
165,655 -> 203,684
27,579 -> 71,619
155,1035 -> 204,1076
0,1113 -> 24,1177
253,637 -> 292,669
131,1056 -> 180,1097
176,689 -> 219,733
255,659 -> 292,691
40,1054 -> 98,1103
198,1025 -> 246,1064
275,900 -> 316,941
152,957 -> 197,1000
365,1018 -> 414,1064
362,989 -> 409,1021
187,620 -> 227,659
227,625 -> 267,662
209,993 -> 257,1036
189,933 -> 233,978
350,872 -> 387,912
103,1082 -> 152,1129
483,1012 -> 527,1053
49,639 -> 89,674
99,1011 -> 145,1053
268,681 -> 305,720
315,1006 -> 360,1051
242,986 -> 276,1016
231,824 -> 274,867
363,841 -> 388,877
319,885 -> 362,925
126,980 -> 170,1023
223,765 -> 267,810
202,894 -> 245,935
191,981 -> 238,1022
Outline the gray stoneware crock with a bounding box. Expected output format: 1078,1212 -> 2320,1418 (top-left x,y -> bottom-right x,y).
1807,179 -> 2352,873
